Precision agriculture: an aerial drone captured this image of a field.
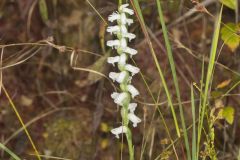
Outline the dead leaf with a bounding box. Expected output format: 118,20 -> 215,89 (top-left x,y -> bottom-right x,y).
216,79 -> 231,89
20,95 -> 33,106
75,52 -> 109,88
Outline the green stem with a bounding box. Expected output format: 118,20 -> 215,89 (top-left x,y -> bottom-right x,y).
126,128 -> 134,160
122,106 -> 134,160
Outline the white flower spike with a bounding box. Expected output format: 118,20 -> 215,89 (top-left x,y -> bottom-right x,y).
107,3 -> 141,138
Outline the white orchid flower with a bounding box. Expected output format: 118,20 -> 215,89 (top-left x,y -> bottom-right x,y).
111,126 -> 128,138
127,85 -> 139,98
128,113 -> 141,127
125,64 -> 140,75
128,103 -> 137,113
119,4 -> 134,15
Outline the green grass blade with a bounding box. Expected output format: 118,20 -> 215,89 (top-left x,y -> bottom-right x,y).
197,6 -> 223,157
155,0 -> 191,159
196,56 -> 205,158
191,85 -> 196,160
0,143 -> 21,160
131,0 -> 180,137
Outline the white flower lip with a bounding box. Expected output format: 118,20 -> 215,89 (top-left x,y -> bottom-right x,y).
128,103 -> 137,113
111,126 -> 128,138
127,85 -> 139,98
128,113 -> 141,127
125,64 -> 140,75
107,3 -> 141,136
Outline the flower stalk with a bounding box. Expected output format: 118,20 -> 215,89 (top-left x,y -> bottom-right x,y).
106,3 -> 141,160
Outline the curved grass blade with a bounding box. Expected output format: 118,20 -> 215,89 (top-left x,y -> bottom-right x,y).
2,85 -> 42,160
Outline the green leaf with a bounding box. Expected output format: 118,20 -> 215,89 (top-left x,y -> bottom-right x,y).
222,106 -> 235,124
221,23 -> 240,52
220,0 -> 236,10
38,0 -> 48,23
